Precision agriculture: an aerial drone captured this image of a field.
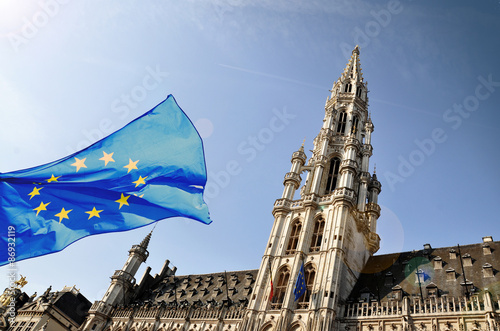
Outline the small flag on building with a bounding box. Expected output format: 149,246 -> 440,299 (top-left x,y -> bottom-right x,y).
269,278 -> 274,302
293,262 -> 306,301
0,95 -> 211,266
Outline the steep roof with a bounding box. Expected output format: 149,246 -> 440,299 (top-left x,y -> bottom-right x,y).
17,286 -> 91,325
131,269 -> 259,309
347,239 -> 500,302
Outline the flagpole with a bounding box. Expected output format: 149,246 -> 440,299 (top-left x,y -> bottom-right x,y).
173,276 -> 178,306
457,244 -> 470,299
224,270 -> 231,307
416,264 -> 424,299
268,257 -> 274,302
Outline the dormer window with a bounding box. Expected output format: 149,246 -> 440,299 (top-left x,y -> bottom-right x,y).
344,83 -> 352,93
245,272 -> 255,286
433,257 -> 442,270
483,244 -> 491,255
426,283 -> 438,297
446,268 -> 456,281
384,272 -> 394,286
189,288 -> 198,297
483,263 -> 494,278
391,285 -> 403,301
415,269 -> 426,284
462,253 -> 472,266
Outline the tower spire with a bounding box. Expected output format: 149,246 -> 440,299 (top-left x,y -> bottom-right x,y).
340,45 -> 363,84
247,48 -> 381,331
140,229 -> 153,249
328,46 -> 367,103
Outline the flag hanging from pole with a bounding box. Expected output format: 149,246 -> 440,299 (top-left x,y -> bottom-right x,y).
269,278 -> 274,302
0,95 -> 211,266
293,262 -> 306,301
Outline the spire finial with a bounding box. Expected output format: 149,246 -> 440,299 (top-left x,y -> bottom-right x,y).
374,164 -> 377,174
139,226 -> 155,249
353,45 -> 360,55
299,138 -> 305,152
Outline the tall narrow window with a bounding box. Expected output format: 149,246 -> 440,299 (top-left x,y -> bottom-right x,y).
297,264 -> 316,308
344,83 -> 352,92
351,116 -> 359,134
272,267 -> 290,309
356,86 -> 362,97
286,221 -> 302,255
310,218 -> 325,252
325,158 -> 341,194
336,112 -> 347,134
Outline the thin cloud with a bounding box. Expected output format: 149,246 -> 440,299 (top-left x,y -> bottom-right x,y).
219,63 -> 325,90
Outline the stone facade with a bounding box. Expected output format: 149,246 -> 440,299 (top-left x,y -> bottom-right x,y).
7,286 -> 91,331
76,47 -> 500,331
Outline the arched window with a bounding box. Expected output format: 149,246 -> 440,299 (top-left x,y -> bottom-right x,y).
344,83 -> 352,93
351,115 -> 359,134
336,112 -> 347,134
356,86 -> 362,97
310,218 -> 325,252
325,158 -> 341,194
272,266 -> 290,308
261,324 -> 274,331
286,221 -> 302,255
297,264 -> 316,309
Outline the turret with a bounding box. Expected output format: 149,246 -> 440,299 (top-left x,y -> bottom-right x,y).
82,230 -> 153,331
281,143 -> 307,200
367,172 -> 382,233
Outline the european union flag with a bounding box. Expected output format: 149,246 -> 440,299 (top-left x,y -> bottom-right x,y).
0,95 -> 211,266
293,262 -> 306,301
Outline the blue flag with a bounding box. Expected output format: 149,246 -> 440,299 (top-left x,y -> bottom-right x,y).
0,95 -> 211,266
293,263 -> 306,301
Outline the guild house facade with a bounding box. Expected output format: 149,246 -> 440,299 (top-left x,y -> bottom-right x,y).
7,46 -> 500,331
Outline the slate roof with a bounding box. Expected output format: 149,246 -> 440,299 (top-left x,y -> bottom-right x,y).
347,239 -> 500,302
132,269 -> 259,308
18,287 -> 91,325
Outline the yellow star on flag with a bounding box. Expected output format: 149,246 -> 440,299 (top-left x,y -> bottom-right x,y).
28,186 -> 43,200
55,207 -> 72,223
133,193 -> 145,198
123,159 -> 139,173
46,174 -> 60,183
71,157 -> 87,172
33,201 -> 50,216
132,175 -> 148,187
85,207 -> 103,220
115,193 -> 130,209
99,151 -> 115,166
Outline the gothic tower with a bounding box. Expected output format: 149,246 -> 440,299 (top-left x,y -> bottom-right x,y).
242,46 -> 381,331
82,231 -> 153,331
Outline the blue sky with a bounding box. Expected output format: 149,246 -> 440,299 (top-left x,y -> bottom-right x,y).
1,0 -> 499,301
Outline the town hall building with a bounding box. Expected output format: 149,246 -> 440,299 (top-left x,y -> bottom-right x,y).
79,46 -> 500,331
5,47 -> 499,331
